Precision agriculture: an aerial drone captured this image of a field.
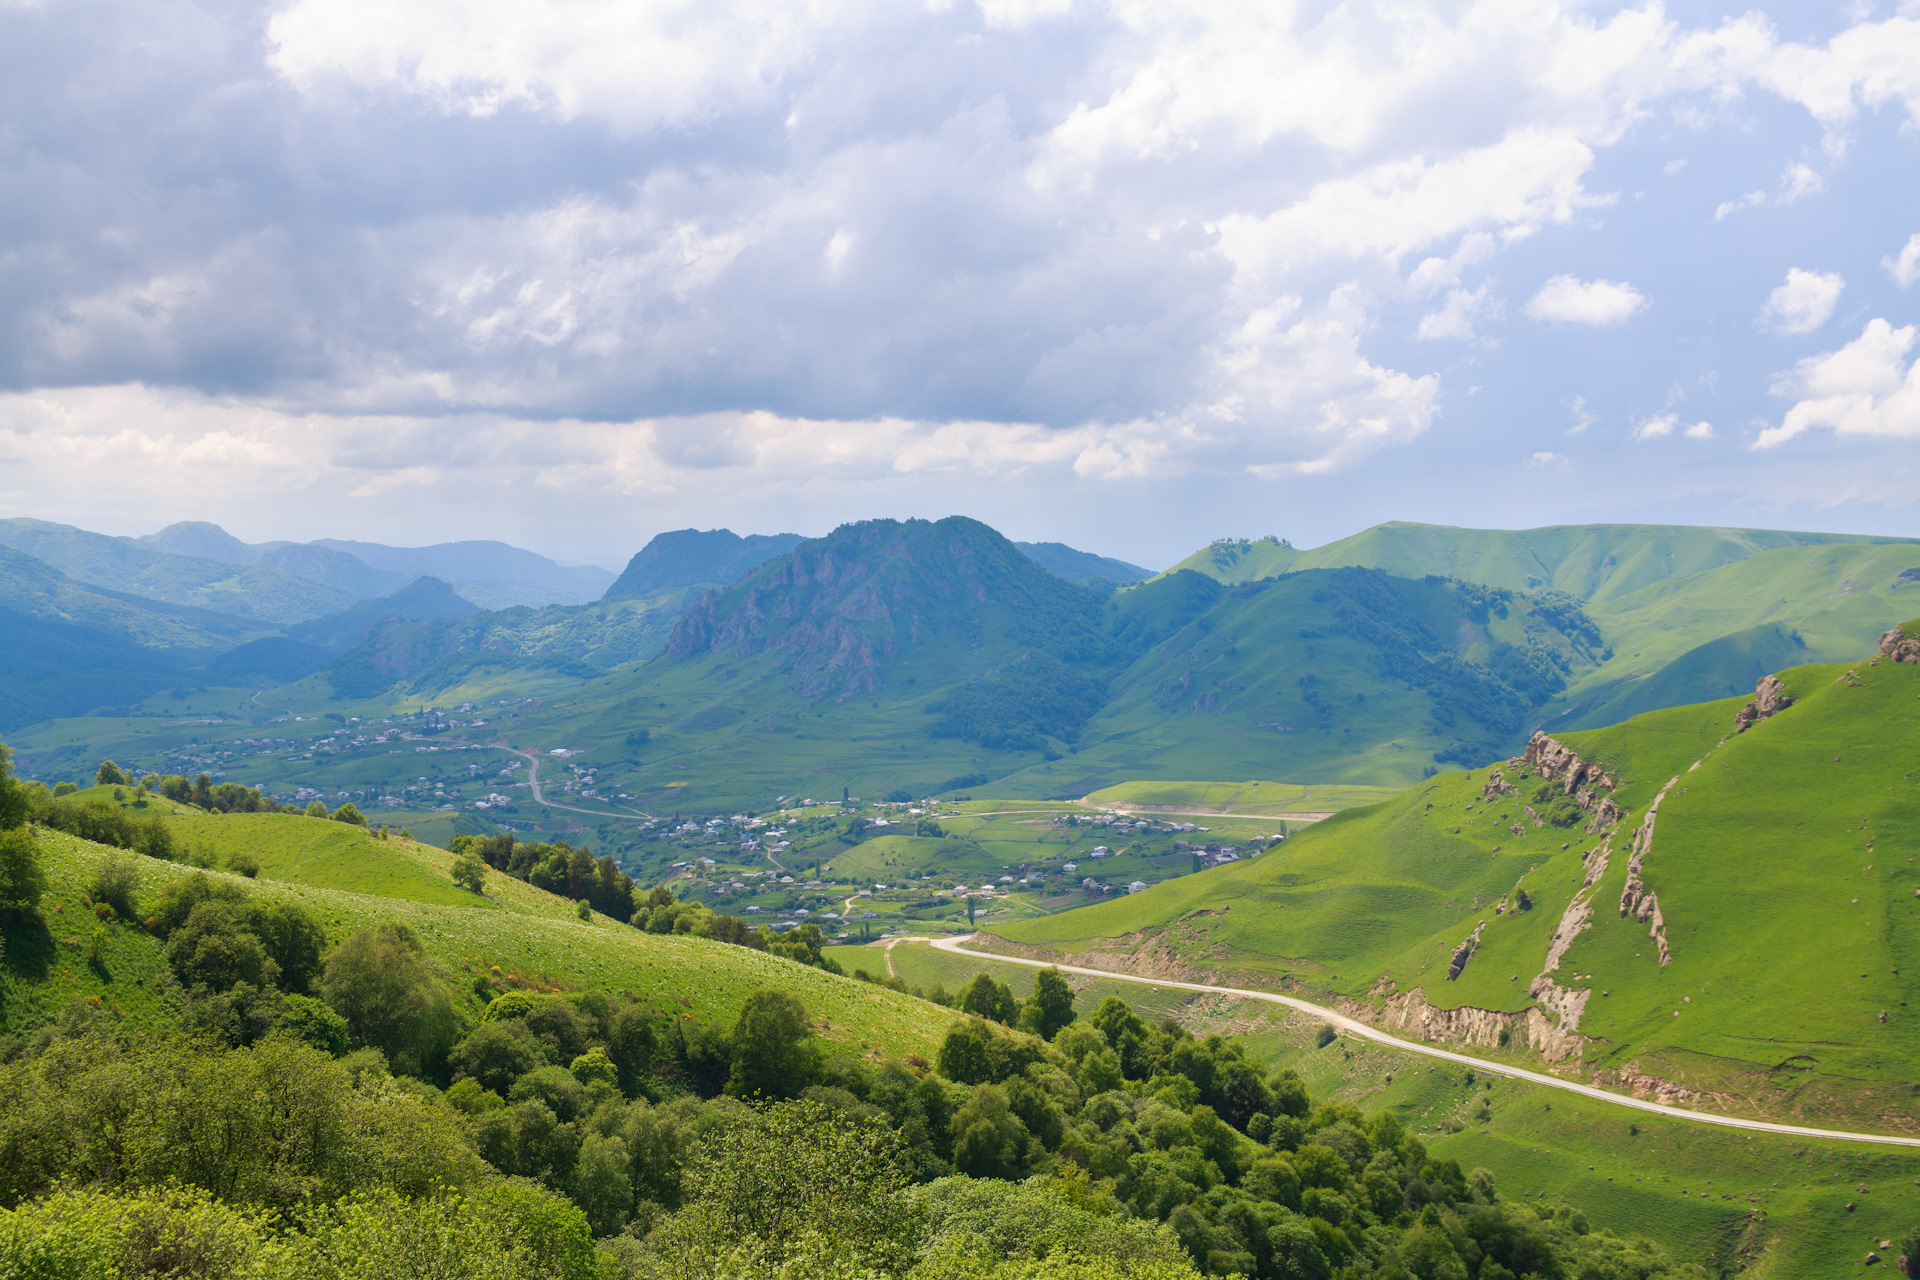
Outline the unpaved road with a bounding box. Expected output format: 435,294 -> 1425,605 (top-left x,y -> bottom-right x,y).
931,936 -> 1920,1149
503,746 -> 651,821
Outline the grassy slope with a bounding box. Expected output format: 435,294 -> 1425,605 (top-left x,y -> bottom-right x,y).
6,821 -> 960,1061
990,648 -> 1920,1130
994,569 -> 1601,793
867,943 -> 1920,1279
1163,521 -> 1913,605
1550,541 -> 1920,727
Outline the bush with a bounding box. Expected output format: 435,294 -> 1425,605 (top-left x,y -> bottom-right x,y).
451,853 -> 487,894
276,994 -> 351,1056
89,854 -> 142,920
305,801 -> 329,819
333,803 -> 366,826
95,760 -> 129,786
229,851 -> 262,878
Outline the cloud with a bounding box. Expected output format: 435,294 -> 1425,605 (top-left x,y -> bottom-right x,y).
1887,234 -> 1920,288
1566,396 -> 1596,434
1416,282 -> 1499,341
1780,163 -> 1824,201
1633,412 -> 1711,439
1526,450 -> 1567,470
1526,276 -> 1648,326
1714,191 -> 1767,221
1759,268 -> 1845,335
1757,318 -> 1920,448
4,0 -> 1920,549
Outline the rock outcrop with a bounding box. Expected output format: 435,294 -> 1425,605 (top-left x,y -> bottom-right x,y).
1367,989 -> 1588,1062
1733,673 -> 1794,733
1514,732 -> 1623,833
1880,624 -> 1920,665
1619,776 -> 1680,965
1445,922 -> 1486,981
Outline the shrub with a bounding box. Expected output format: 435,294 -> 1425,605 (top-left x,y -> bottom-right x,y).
90,854 -> 142,920
276,994 -> 351,1056
229,851 -> 262,878
305,801 -> 329,819
95,760 -> 129,786
332,803 -> 366,826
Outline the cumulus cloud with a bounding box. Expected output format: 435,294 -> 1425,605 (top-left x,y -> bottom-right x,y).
1757,318 -> 1920,448
3,0 -> 1920,539
1887,234 -> 1920,288
1714,191 -> 1767,221
1780,163 -> 1824,201
1417,283 -> 1499,341
1759,268 -> 1844,334
1526,276 -> 1648,326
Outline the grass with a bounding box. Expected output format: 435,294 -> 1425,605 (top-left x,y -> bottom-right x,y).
1083,779 -> 1404,813
6,825 -> 963,1063
987,640 -> 1920,1132
876,943 -> 1920,1279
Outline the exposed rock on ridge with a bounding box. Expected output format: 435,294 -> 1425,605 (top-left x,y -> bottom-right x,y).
1445,922 -> 1486,981
1516,732 -> 1623,832
1880,623 -> 1920,665
1619,776 -> 1680,965
1733,673 -> 1794,733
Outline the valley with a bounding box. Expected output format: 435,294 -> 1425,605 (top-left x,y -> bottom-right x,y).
6,511 -> 1920,1276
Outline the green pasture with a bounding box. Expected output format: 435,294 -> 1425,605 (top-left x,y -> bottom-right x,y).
16,829 -> 960,1062
1083,779 -> 1405,813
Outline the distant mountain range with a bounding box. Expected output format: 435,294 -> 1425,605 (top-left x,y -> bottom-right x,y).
7,513 -> 1920,801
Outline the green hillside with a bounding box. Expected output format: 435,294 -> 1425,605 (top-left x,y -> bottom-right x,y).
1168,521 -> 1913,605
1550,541 -> 1920,727
0,546 -> 270,728
989,627 -> 1920,1132
992,567 -> 1608,791
0,517 -> 364,624
1082,780 -> 1404,814
10,820 -> 958,1061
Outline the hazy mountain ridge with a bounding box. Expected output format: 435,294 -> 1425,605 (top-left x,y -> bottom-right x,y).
0,518 -> 363,625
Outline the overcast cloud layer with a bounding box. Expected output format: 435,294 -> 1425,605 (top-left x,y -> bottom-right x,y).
2,0 -> 1918,566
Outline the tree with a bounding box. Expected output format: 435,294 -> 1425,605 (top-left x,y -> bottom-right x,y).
167,903 -> 280,991
0,827 -> 45,925
0,742 -> 30,831
452,853 -> 488,894
448,1019 -> 546,1095
319,921 -> 458,1075
332,803 -> 366,826
959,973 -> 1018,1025
1021,967 -> 1075,1041
95,760 -> 128,787
727,989 -> 821,1099
305,801 -> 329,818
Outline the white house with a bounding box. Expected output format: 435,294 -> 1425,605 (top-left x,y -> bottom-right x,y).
1128,881 -> 1148,893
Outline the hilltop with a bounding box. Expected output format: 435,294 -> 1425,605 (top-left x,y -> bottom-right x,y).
1169,521 -> 1914,604
986,623 -> 1920,1131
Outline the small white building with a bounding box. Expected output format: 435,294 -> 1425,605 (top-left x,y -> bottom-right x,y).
1128,881 -> 1148,893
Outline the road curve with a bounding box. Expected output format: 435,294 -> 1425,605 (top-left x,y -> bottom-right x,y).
502,746 -> 651,821
931,936 -> 1920,1149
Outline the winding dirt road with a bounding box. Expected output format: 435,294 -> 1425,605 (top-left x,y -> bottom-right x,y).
931,936 -> 1920,1150
503,746 -> 651,821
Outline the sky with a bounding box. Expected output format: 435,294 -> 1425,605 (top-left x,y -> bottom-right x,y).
1,0 -> 1918,570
